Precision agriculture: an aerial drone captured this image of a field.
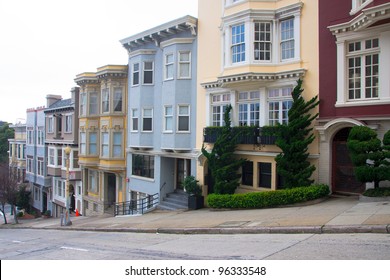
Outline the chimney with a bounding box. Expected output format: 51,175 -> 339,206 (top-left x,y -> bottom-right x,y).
70,87 -> 80,103
46,94 -> 62,107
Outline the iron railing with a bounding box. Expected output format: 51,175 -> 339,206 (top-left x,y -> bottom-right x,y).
114,193 -> 159,216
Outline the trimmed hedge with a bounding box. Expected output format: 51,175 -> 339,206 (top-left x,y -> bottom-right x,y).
207,184 -> 330,209
363,187 -> 390,197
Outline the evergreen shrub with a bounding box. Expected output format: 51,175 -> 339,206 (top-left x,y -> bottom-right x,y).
207,184 -> 329,209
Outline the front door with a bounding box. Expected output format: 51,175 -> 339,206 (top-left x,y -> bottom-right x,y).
332,128 -> 365,193
176,159 -> 191,190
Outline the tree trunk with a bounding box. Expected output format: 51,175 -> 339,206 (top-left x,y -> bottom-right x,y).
12,205 -> 18,224
1,210 -> 7,224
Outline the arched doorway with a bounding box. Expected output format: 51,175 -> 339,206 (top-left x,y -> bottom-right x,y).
332,127 -> 365,193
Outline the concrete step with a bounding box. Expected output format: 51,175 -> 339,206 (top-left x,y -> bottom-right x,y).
158,190 -> 189,211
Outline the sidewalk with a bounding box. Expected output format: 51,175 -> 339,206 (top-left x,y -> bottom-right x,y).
1,196 -> 390,234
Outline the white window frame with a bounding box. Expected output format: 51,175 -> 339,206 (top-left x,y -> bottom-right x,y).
254,22 -> 272,62
89,132 -> 98,155
101,132 -> 109,158
351,0 -> 373,15
177,105 -> 190,132
27,157 -> 33,173
142,108 -> 153,132
101,88 -> 110,113
178,51 -> 191,79
164,105 -> 173,132
132,62 -> 140,86
334,27 -> 390,108
37,129 -> 44,145
65,115 -> 72,133
222,4 -> 301,68
48,117 -> 54,133
131,109 -> 139,132
280,18 -> 295,61
238,91 -> 260,126
88,170 -> 98,193
347,38 -> 379,101
143,61 -> 154,85
27,129 -> 34,145
80,132 -> 86,155
89,92 -> 98,115
80,92 -> 87,116
231,23 -> 246,64
113,132 -> 122,158
164,53 -> 174,80
113,87 -> 123,112
37,157 -> 44,177
211,93 -> 231,127
267,87 -> 293,126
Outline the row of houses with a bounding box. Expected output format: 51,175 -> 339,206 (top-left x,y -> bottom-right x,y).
8,0 -> 390,217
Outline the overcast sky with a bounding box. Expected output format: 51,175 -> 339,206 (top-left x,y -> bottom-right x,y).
0,0 -> 198,124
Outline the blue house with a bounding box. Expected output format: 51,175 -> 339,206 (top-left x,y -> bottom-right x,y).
120,16 -> 198,210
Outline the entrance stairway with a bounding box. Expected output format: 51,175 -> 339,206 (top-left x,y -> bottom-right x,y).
158,189 -> 189,211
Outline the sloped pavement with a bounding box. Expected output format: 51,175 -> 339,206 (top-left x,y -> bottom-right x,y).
1,195 -> 390,234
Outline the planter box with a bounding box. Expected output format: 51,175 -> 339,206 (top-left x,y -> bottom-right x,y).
188,195 -> 204,210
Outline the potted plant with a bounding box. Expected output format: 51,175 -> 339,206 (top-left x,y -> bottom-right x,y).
43,210 -> 51,218
182,176 -> 204,210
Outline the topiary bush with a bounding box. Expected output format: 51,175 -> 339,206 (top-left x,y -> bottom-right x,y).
207,184 -> 329,209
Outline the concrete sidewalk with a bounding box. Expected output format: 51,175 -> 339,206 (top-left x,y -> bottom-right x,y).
1,196 -> 390,234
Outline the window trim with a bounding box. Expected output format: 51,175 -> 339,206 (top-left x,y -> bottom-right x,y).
131,109 -> 139,132
350,0 -> 373,15
178,51 -> 191,79
164,53 -> 174,81
164,105 -> 173,133
132,62 -> 140,86
177,104 -> 190,133
142,61 -> 154,85
101,88 -> 110,114
142,108 -> 153,132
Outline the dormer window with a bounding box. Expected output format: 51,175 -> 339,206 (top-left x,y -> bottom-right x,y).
351,0 -> 373,15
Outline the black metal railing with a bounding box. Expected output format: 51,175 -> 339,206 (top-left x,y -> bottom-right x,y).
203,126 -> 278,145
114,193 -> 159,216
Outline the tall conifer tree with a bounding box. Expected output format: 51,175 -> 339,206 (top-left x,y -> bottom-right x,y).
275,79 -> 319,188
202,105 -> 245,194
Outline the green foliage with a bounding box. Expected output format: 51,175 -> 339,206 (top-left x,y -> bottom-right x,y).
182,176 -> 202,197
16,185 -> 31,211
347,126 -> 390,189
0,123 -> 14,163
16,211 -> 24,218
202,105 -> 246,194
207,184 -> 329,209
275,79 -> 320,188
363,187 -> 390,197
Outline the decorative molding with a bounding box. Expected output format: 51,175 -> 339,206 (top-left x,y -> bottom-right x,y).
201,69 -> 306,89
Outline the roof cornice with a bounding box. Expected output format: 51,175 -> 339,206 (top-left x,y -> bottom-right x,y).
329,2 -> 390,35
120,15 -> 197,51
201,69 -> 306,89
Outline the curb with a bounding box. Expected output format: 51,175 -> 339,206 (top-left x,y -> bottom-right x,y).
4,224 -> 389,234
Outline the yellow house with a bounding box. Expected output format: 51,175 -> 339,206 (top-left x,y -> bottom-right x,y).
196,0 -> 319,193
75,65 -> 128,216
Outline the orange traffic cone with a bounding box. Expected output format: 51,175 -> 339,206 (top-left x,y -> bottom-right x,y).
75,209 -> 80,217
